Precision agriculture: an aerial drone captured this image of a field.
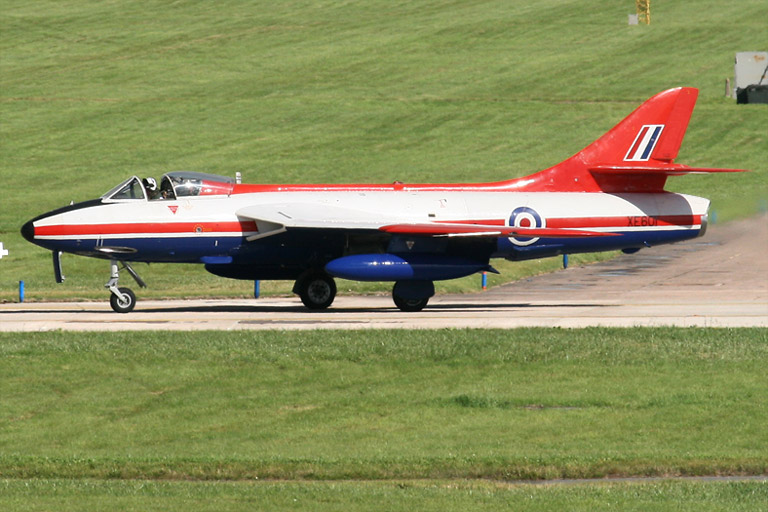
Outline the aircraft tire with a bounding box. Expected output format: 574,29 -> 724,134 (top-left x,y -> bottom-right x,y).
297,273 -> 336,310
110,287 -> 136,313
393,294 -> 429,312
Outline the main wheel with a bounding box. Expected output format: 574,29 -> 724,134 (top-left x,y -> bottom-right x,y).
109,287 -> 136,313
393,294 -> 429,312
296,273 -> 336,310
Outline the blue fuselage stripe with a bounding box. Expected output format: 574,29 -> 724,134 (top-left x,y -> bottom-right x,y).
40,225 -> 701,267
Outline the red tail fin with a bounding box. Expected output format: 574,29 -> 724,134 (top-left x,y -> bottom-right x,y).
513,88 -> 743,193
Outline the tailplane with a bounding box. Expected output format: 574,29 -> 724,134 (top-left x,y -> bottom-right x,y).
513,88 -> 744,193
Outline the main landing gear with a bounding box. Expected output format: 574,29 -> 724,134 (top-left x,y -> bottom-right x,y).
292,273 -> 433,312
391,280 -> 433,312
106,259 -> 146,313
392,294 -> 429,312
293,271 -> 337,310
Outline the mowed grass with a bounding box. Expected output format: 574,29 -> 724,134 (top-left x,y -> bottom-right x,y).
1,327 -> 767,510
1,0 -> 766,300
2,479 -> 767,512
1,328 -> 766,482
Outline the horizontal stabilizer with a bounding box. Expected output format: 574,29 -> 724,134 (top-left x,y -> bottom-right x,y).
590,164 -> 746,176
381,223 -> 617,238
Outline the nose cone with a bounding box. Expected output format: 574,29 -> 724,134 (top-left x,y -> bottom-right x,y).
20,199 -> 102,247
21,219 -> 35,243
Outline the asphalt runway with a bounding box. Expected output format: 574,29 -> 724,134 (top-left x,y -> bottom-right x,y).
2,214 -> 766,331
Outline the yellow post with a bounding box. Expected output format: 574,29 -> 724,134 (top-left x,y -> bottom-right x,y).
636,0 -> 651,25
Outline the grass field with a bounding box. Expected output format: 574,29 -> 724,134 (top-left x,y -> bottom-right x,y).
1,0 -> 766,301
2,479 -> 767,512
1,328 -> 766,509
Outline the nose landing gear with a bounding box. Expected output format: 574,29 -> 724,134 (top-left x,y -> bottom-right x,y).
109,287 -> 136,313
106,260 -> 146,313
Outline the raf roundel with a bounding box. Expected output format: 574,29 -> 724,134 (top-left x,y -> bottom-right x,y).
508,207 -> 545,246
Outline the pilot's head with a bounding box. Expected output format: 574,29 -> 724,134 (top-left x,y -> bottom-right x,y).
143,177 -> 157,192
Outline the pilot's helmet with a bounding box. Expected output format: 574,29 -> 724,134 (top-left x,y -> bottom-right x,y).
144,177 -> 158,191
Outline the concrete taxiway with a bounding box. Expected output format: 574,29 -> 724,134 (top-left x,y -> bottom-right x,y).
1,214 -> 766,331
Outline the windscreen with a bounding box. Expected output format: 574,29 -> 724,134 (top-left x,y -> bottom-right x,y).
102,177 -> 146,201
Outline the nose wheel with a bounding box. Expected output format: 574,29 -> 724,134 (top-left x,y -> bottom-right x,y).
106,260 -> 146,313
109,287 -> 136,313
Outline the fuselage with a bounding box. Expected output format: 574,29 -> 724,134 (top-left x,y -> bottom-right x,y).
22,173 -> 709,282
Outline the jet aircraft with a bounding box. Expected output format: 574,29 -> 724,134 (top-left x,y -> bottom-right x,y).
22,87 -> 743,313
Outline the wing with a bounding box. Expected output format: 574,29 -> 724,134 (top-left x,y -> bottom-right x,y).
380,223 -> 617,238
236,203 -> 391,240
237,203 -> 615,240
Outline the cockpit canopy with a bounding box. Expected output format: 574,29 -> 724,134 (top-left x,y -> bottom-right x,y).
101,172 -> 236,202
166,172 -> 235,197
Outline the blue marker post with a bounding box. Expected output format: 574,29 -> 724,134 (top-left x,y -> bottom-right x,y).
563,254 -> 569,269
481,271 -> 487,291
19,281 -> 24,303
254,280 -> 260,299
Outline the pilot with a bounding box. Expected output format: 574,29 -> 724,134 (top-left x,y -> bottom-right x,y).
143,177 -> 160,199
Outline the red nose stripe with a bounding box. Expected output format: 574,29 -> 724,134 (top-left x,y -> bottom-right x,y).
35,221 -> 259,237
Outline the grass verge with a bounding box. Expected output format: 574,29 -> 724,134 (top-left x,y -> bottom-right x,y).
1,328 -> 766,481
2,479 -> 767,512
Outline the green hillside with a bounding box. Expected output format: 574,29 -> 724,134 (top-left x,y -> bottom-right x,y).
1,0 -> 765,300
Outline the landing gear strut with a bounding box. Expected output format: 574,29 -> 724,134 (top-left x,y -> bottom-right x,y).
106,260 -> 146,313
294,271 -> 337,310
